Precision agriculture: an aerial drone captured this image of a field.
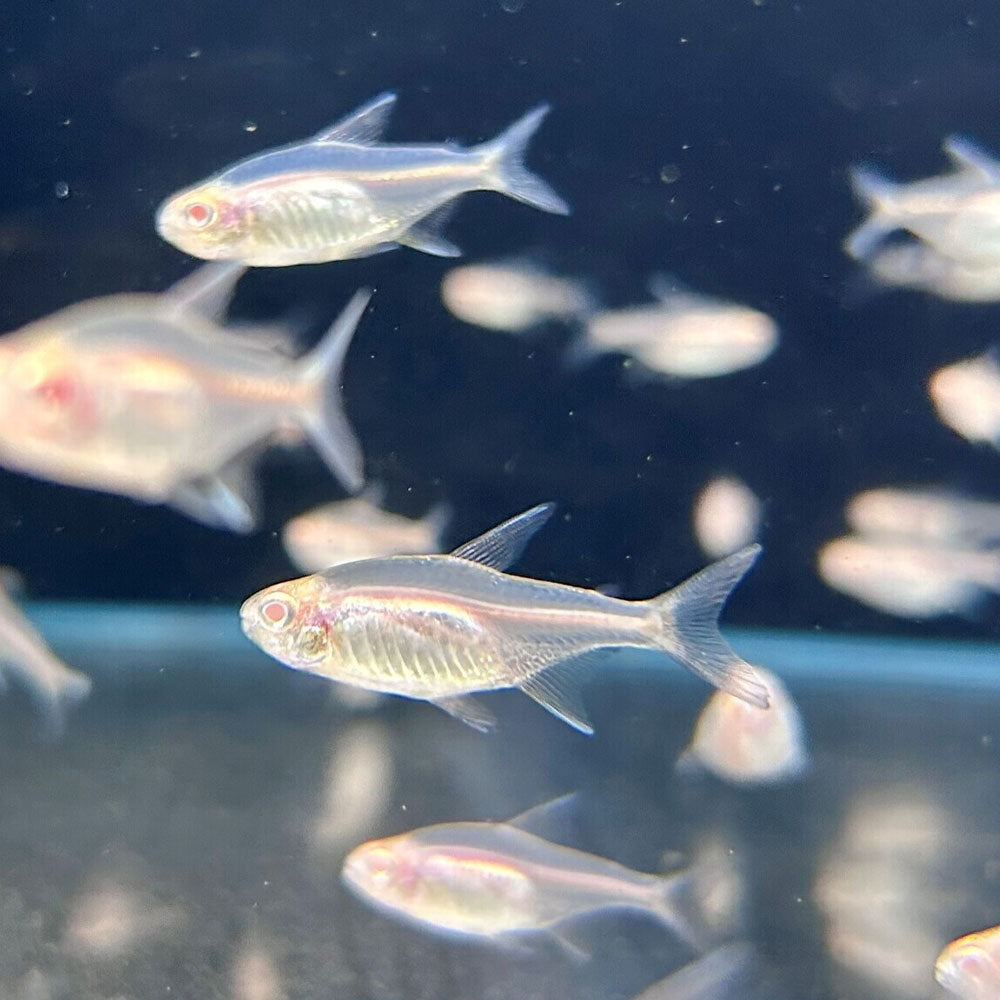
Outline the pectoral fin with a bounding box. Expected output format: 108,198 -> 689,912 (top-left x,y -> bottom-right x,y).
430,695 -> 497,732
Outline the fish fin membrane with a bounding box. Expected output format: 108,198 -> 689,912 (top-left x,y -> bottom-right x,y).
165,261 -> 246,322
450,502 -> 555,570
650,545 -> 769,709
943,134 -> 1000,181
297,288 -> 371,494
518,653 -> 599,735
313,92 -> 397,145
431,694 -> 497,732
476,104 -> 570,216
169,459 -> 259,533
397,202 -> 462,257
843,165 -> 898,260
33,664 -> 92,743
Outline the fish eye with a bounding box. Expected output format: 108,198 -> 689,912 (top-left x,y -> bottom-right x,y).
184,202 -> 215,229
259,594 -> 295,631
366,847 -> 396,886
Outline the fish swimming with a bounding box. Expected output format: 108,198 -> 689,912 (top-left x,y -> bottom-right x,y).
928,351 -> 1000,447
630,942 -> 757,1000
845,135 -> 1000,265
936,924 -> 1000,1000
863,240 -> 1000,302
241,502 -> 768,733
691,475 -> 762,561
156,92 -> 569,267
342,808 -> 714,951
0,263 -> 368,531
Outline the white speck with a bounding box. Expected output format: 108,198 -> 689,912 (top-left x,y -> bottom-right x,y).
187,47 -> 201,58
54,181 -> 70,199
243,121 -> 258,133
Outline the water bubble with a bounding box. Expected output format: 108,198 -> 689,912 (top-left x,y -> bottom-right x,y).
243,121 -> 258,133
500,0 -> 526,11
54,181 -> 70,200
187,47 -> 201,59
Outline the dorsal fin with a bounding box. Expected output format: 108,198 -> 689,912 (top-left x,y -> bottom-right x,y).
450,503 -> 555,570
312,92 -> 397,145
942,135 -> 1000,181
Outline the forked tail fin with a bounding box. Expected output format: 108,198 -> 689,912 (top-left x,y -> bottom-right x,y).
648,545 -> 769,709
296,289 -> 371,494
475,105 -> 571,216
843,165 -> 900,261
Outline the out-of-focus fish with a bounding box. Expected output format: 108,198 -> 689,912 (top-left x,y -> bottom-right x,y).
440,260 -> 594,332
847,486 -> 1000,547
863,241 -> 1000,302
230,924 -> 286,1000
156,92 -> 569,266
936,924 -> 1000,1000
692,476 -> 762,561
817,535 -> 1000,618
677,667 -> 808,786
630,942 -> 757,1000
845,135 -> 1000,265
342,809 -> 714,951
241,503 -> 769,734
0,263 -> 368,531
282,495 -> 448,573
0,573 -> 90,736
928,351 -> 1000,447
582,279 -> 778,379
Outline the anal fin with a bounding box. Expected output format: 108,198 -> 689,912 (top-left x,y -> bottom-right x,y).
517,653 -> 601,735
431,694 -> 497,732
397,203 -> 462,258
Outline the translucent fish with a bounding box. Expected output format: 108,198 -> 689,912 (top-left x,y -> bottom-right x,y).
440,259 -> 595,332
0,572 -> 90,737
692,475 -> 762,561
341,807 -> 718,951
582,279 -> 777,379
156,92 -> 569,267
230,923 -> 286,1000
282,493 -> 449,573
0,263 -> 368,531
928,351 -> 1000,447
936,924 -> 1000,1000
678,667 -> 808,786
241,503 -> 769,734
630,942 -> 757,1000
864,241 -> 1000,302
817,534 -> 1000,619
845,135 -> 1000,265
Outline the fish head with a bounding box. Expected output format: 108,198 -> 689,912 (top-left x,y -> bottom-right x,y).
239,575 -> 333,670
155,183 -> 246,261
342,834 -> 417,908
935,935 -> 1000,998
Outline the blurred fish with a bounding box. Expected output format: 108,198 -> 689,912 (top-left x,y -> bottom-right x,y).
847,486 -> 1000,547
678,667 -> 808,786
440,260 -> 595,332
342,806 -> 716,952
0,572 -> 90,736
582,278 -> 778,379
230,924 -> 285,1000
845,135 -> 1000,265
936,924 -> 1000,1000
631,942 -> 757,1000
863,241 -> 1000,302
692,476 -> 762,561
929,351 -> 1000,447
241,503 -> 769,735
0,263 -> 368,531
282,494 -> 448,572
817,535 -> 1000,618
156,92 -> 569,266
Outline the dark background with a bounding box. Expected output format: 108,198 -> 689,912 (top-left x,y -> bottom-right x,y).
1,0 -> 1000,636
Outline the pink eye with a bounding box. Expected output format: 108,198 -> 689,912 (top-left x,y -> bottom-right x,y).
185,202 -> 214,228
259,595 -> 294,630
36,375 -> 76,406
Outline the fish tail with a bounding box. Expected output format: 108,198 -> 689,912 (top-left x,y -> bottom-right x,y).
646,545 -> 769,709
475,105 -> 570,216
295,289 -> 370,495
34,663 -> 92,741
843,165 -> 900,260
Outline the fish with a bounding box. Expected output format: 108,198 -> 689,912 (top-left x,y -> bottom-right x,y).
156,92 -> 569,267
630,942 -> 757,1000
846,486 -> 1000,547
691,475 -> 762,561
230,924 -> 286,1000
341,807 -> 715,952
282,494 -> 448,573
845,135 -> 1000,264
440,259 -> 595,332
240,502 -> 769,734
816,534 -> 1000,619
862,240 -> 1000,302
936,924 -> 1000,1000
928,351 -> 1000,447
0,572 -> 90,736
582,278 -> 778,379
0,262 -> 368,532
677,667 -> 808,786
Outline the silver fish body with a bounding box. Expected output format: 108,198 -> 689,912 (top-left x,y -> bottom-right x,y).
156,93 -> 569,267
241,503 -> 768,732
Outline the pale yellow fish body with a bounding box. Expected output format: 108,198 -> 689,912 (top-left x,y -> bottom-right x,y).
692,475 -> 762,561
928,351 -> 1000,447
241,504 -> 769,733
866,241 -> 1000,302
936,925 -> 1000,1000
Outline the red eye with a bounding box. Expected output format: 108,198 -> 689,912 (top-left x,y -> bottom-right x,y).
259,595 -> 294,630
36,375 -> 76,406
185,202 -> 214,228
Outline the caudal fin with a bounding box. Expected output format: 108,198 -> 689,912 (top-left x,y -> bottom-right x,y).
296,289 -> 370,494
648,545 -> 769,709
475,105 -> 570,216
843,165 -> 900,261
